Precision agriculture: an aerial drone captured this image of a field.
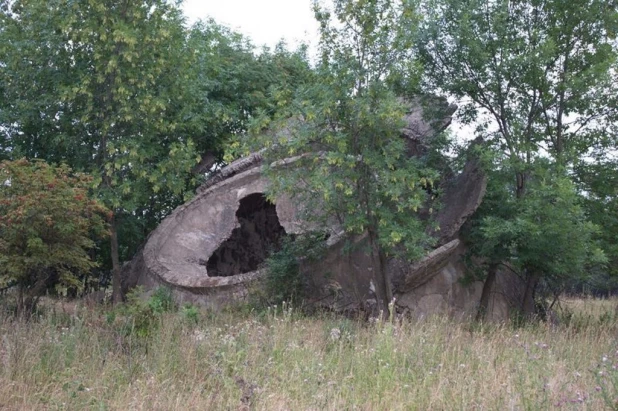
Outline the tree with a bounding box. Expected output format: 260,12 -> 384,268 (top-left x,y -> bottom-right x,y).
419,0 -> 618,173
254,0 -> 436,315
0,3 -> 316,299
0,0 -> 200,302
185,20 -> 313,169
419,0 -> 618,317
0,159 -> 109,315
464,160 -> 606,317
573,159 -> 618,295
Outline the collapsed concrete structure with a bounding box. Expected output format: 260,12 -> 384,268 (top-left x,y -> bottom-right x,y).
122,97 -> 518,320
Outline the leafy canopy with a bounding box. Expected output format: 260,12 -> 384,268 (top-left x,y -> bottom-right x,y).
0,159 -> 109,307
419,0 -> 618,164
252,0 -> 439,313
256,0 -> 436,259
419,0 -> 618,311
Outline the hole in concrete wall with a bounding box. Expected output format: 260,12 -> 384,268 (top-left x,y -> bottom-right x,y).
206,193 -> 287,277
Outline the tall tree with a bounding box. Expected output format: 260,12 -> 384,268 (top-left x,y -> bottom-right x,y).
419,0 -> 618,317
464,160 -> 606,317
419,0 -> 618,177
574,158 -> 618,294
254,0 -> 436,315
0,0 -> 199,301
185,20 -> 313,169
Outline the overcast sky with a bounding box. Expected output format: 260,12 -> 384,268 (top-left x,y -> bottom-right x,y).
180,0 -> 474,139
181,0 -> 320,50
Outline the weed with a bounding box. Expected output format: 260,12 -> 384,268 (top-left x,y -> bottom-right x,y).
262,232 -> 327,306
0,297 -> 617,409
181,303 -> 200,324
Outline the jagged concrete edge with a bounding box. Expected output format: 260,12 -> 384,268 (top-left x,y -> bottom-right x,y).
196,151 -> 264,194
135,152 -> 316,289
135,156 -> 266,289
392,238 -> 461,293
432,138 -> 487,246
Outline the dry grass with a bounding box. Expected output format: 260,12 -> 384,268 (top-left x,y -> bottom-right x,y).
1,298 -> 617,410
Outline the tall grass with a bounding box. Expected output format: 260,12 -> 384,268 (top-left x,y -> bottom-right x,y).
1,298 -> 617,410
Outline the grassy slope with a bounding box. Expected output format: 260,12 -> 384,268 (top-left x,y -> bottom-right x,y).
1,298 -> 617,410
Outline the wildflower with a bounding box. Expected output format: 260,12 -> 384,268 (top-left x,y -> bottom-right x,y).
192,330 -> 207,342
222,334 -> 236,346
329,328 -> 341,341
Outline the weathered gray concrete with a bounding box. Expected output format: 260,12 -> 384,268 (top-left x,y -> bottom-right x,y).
121,97 -> 510,319
393,241 -> 484,319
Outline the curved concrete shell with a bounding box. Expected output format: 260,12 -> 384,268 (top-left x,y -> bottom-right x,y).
122,97 -> 519,319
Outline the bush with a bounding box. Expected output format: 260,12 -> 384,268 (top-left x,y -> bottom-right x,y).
0,159 -> 110,315
148,286 -> 176,314
262,232 -> 327,306
181,304 -> 200,324
107,286 -> 178,338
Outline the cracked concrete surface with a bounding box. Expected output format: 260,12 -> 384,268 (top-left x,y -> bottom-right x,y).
121,97 -> 518,320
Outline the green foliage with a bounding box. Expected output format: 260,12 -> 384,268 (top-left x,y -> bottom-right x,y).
0,0 -> 201,298
464,158 -> 608,313
148,286 -> 176,314
478,167 -> 604,282
0,159 -> 109,313
420,0 -> 618,312
419,0 -> 618,163
263,233 -> 327,305
0,0 -> 200,199
108,286 -> 177,338
575,160 -> 618,293
0,2 -> 314,294
181,303 -> 200,324
186,20 -> 313,163
253,0 -> 436,312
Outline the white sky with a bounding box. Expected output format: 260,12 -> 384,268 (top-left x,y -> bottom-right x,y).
180,0 -> 474,140
181,0 -> 320,50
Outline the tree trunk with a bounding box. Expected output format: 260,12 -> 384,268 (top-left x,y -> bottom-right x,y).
522,270 -> 541,319
18,275 -> 48,318
16,287 -> 24,319
379,249 -> 392,305
110,214 -> 123,304
476,263 -> 498,321
367,227 -> 391,319
515,171 -> 527,199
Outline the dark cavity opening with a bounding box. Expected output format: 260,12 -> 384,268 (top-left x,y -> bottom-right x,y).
206,193 -> 287,277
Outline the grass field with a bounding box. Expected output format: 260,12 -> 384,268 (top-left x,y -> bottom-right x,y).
1,296 -> 617,410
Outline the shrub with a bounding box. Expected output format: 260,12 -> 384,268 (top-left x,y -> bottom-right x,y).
263,232 -> 327,306
148,286 -> 176,314
108,286 -> 178,338
0,159 -> 110,315
181,303 -> 200,324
